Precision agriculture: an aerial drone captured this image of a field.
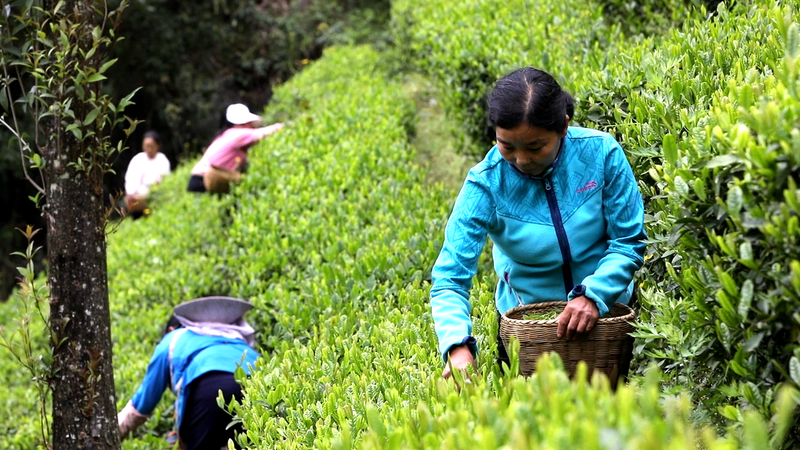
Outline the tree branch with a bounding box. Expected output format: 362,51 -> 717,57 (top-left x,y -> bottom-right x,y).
0,2 -> 46,196
0,116 -> 46,195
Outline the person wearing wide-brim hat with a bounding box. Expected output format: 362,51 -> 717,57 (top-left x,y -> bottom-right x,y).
117,296 -> 260,450
187,103 -> 285,194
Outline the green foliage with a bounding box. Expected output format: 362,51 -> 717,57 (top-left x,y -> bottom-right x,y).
359,354 -> 799,450
0,0 -> 140,191
391,0 -> 621,154
0,282 -> 50,450
630,6 -> 800,437
393,0 -> 800,441
106,163 -> 236,448
597,0 -> 722,36
220,44 -> 499,448
107,0 -> 392,159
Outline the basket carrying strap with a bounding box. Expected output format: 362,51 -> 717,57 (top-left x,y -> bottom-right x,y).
168,328 -> 189,392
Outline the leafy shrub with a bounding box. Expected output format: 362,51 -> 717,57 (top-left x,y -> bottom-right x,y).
360,352 -> 799,450
392,0 -> 800,441
223,45 -> 467,447
597,0 -> 723,36
225,44 -> 798,449
629,7 -> 800,437
391,0 -> 620,154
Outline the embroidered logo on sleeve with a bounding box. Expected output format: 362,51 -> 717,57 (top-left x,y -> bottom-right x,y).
576,180 -> 597,193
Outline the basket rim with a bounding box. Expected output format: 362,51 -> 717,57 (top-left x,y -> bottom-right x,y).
501,301 -> 635,325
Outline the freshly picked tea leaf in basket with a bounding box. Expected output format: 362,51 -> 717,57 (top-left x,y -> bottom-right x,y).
521,310 -> 559,321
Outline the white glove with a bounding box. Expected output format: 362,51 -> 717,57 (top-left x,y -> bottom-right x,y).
118,400 -> 149,440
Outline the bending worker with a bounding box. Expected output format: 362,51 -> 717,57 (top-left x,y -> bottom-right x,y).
187,103 -> 284,194
430,67 -> 646,376
117,296 -> 260,449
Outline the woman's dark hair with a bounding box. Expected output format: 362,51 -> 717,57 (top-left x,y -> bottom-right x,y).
163,314 -> 182,337
488,67 -> 574,132
143,130 -> 162,145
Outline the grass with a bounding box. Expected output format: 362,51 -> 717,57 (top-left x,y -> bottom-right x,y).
402,73 -> 476,192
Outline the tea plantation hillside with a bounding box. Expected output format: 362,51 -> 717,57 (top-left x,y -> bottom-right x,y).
1,0 -> 800,448
393,0 -> 800,435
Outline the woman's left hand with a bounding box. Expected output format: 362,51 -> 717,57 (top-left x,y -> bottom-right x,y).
556,296 -> 599,340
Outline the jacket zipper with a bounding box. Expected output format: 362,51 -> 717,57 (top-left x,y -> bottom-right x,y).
543,178 -> 574,295
504,271 -> 524,306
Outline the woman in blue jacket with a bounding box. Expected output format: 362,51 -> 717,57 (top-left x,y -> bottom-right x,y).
431,67 -> 646,377
117,297 -> 260,449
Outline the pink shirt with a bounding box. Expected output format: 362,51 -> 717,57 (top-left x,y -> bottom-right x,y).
191,124 -> 282,175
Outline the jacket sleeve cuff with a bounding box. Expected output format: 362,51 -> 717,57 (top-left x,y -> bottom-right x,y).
118,400 -> 149,440
568,284 -> 610,317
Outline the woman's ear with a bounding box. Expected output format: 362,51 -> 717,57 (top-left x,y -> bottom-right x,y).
561,115 -> 570,138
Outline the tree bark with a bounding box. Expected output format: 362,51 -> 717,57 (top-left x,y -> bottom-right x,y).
45,151 -> 120,450
43,1 -> 121,449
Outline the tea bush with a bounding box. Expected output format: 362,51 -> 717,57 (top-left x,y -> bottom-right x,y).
106,163 -> 239,449
223,44 -> 484,447
391,0 -> 619,153
392,0 -> 800,439
0,162 -> 237,449
226,45 -> 797,449
597,0 -> 722,36
631,9 -> 800,432
3,0 -> 800,446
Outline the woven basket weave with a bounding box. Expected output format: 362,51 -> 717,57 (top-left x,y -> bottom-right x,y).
499,301 -> 635,389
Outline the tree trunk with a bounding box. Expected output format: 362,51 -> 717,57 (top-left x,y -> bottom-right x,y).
43,1 -> 121,448
45,145 -> 120,450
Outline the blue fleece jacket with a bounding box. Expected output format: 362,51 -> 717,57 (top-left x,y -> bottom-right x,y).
130,329 -> 260,430
431,126 -> 646,361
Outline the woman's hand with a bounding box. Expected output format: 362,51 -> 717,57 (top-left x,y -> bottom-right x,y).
266,122 -> 285,135
442,344 -> 476,379
556,296 -> 599,340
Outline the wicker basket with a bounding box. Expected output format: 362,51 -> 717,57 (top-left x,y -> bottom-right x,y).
499,301 -> 635,389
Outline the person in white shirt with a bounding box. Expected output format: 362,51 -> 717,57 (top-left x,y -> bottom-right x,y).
125,131 -> 171,218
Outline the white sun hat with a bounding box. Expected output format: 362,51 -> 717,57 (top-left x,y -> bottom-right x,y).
173,296 -> 254,324
225,103 -> 262,125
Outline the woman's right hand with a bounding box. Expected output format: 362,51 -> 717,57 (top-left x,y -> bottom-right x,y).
266,122 -> 285,134
442,344 -> 476,379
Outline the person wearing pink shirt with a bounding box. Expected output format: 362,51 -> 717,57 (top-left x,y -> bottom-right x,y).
187,103 -> 284,194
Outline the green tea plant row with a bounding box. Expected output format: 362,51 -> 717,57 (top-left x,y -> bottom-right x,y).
106,164 -> 238,449
223,44 -> 472,448
221,44 -> 796,449
391,0 -> 800,439
0,164 -> 237,449
1,5 -> 799,447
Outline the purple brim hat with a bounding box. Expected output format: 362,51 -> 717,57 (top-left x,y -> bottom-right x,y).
173,296 -> 253,324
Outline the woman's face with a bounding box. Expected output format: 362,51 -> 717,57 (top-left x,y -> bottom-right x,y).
143,137 -> 159,158
496,120 -> 567,176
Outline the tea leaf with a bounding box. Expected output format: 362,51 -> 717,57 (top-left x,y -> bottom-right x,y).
727,186 -> 744,216
704,154 -> 742,169
662,134 -> 678,166
673,176 -> 689,197
738,279 -> 753,318
787,23 -> 800,59
790,357 -> 800,386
